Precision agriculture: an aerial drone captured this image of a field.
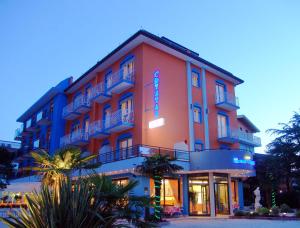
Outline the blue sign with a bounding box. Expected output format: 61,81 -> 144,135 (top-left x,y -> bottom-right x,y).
153,70 -> 160,118
233,157 -> 255,166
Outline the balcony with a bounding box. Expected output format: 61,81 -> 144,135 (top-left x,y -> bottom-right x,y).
218,129 -> 261,147
217,130 -> 239,144
215,92 -> 239,111
60,129 -> 89,147
89,120 -> 110,139
26,120 -> 38,132
36,110 -> 51,126
73,94 -> 91,114
105,109 -> 134,133
90,83 -> 111,104
62,95 -> 91,120
14,128 -> 23,141
235,130 -> 261,147
62,102 -> 80,120
106,69 -> 135,94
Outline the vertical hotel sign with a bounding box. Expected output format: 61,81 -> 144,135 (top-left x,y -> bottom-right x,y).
153,70 -> 160,118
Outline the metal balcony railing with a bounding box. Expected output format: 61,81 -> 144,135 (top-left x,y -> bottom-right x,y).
215,92 -> 239,109
90,82 -> 111,104
97,144 -> 190,164
60,129 -> 89,147
106,69 -> 135,91
62,102 -> 74,118
234,130 -> 261,146
73,94 -> 91,111
104,109 -> 134,132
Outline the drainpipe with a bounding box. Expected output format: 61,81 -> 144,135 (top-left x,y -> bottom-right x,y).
201,68 -> 210,149
186,61 -> 195,151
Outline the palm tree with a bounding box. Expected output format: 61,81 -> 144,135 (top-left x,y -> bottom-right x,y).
1,175 -> 154,228
135,154 -> 183,221
29,146 -> 100,188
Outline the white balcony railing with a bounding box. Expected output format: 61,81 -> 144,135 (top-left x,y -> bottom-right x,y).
91,82 -> 106,97
89,120 -> 105,136
218,129 -> 261,146
73,94 -> 91,111
215,92 -> 239,107
60,129 -> 89,147
62,102 -> 74,118
106,69 -> 135,90
107,109 -> 134,129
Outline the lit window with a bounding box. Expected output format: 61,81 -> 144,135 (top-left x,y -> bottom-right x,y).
193,106 -> 202,123
217,114 -> 228,138
192,71 -> 200,87
121,60 -> 134,79
120,97 -> 133,123
195,142 -> 203,152
113,178 -> 129,187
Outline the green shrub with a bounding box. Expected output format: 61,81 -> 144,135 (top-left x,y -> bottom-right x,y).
280,203 -> 293,213
257,207 -> 269,216
295,210 -> 300,218
249,211 -> 259,216
270,206 -> 280,216
234,210 -> 245,216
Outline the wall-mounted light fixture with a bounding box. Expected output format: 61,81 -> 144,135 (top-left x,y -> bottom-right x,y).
149,118 -> 165,129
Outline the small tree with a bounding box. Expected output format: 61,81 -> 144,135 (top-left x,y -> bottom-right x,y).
135,154 -> 183,221
29,146 -> 100,188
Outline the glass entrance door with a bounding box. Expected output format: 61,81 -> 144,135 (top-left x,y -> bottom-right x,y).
214,182 -> 229,215
189,176 -> 210,215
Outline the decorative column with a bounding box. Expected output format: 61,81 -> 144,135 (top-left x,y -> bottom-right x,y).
228,174 -> 233,215
182,174 -> 189,215
201,68 -> 210,149
209,173 -> 216,217
186,61 -> 195,151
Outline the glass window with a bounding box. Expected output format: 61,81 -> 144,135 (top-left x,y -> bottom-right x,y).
85,86 -> 92,101
113,178 -> 129,187
189,175 -> 210,215
193,106 -> 202,123
120,97 -> 133,123
122,60 -> 134,79
103,107 -> 111,128
150,178 -> 181,207
83,117 -> 89,134
216,83 -> 225,103
71,121 -> 80,133
26,119 -> 32,128
118,137 -> 133,159
217,114 -> 228,138
192,71 -> 200,87
214,175 -> 229,215
106,72 -> 113,89
195,142 -> 203,152
33,139 -> 40,149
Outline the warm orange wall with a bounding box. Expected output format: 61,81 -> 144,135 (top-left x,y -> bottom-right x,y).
141,44 -> 189,149
65,45 -> 144,154
64,42 -> 241,153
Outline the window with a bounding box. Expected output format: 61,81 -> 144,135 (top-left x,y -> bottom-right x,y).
103,106 -> 111,129
217,114 -> 228,138
121,59 -> 134,80
150,178 -> 181,207
83,117 -> 89,134
33,139 -> 40,149
193,106 -> 202,123
120,97 -> 133,123
71,121 -> 80,133
26,119 -> 32,128
195,142 -> 204,152
105,71 -> 113,89
216,83 -> 226,103
85,86 -> 92,102
118,137 -> 133,159
192,71 -> 200,87
112,178 -> 129,187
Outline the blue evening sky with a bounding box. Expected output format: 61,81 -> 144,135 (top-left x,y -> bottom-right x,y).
0,0 -> 299,153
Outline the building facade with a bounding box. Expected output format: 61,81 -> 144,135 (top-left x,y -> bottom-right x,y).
58,30 -> 260,216
12,30 -> 261,216
14,78 -> 72,173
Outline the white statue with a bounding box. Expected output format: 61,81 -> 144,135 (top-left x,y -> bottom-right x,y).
254,187 -> 262,210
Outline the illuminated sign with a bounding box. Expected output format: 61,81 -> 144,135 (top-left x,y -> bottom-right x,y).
149,118 -> 165,129
233,157 -> 255,166
153,70 -> 160,118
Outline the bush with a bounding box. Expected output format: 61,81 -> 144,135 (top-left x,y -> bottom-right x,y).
280,203 -> 293,213
270,206 -> 280,216
257,207 -> 269,216
295,210 -> 300,218
249,211 -> 259,216
234,210 -> 245,216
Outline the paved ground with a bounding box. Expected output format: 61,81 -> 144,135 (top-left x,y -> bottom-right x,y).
163,217 -> 300,228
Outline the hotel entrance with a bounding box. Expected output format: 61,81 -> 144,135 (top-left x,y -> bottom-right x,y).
214,175 -> 230,215
188,175 -> 210,215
